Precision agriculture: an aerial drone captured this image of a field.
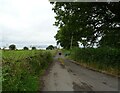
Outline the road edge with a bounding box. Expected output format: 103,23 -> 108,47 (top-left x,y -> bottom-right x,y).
68,59 -> 120,78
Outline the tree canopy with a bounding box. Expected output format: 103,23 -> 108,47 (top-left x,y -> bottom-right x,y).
9,44 -> 16,50
51,2 -> 120,49
32,47 -> 36,50
46,45 -> 55,50
23,47 -> 29,50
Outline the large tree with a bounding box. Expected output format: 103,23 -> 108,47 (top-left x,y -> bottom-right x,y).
46,45 -> 55,50
51,2 -> 120,49
9,44 -> 16,50
32,47 -> 36,50
23,46 -> 29,50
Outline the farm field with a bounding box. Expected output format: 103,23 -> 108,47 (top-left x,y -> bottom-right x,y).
2,50 -> 54,91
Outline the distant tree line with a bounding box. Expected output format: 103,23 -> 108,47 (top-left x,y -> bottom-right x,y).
1,44 -> 57,50
2,44 -> 36,50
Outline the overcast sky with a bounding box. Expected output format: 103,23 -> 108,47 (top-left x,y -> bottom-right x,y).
0,0 -> 57,49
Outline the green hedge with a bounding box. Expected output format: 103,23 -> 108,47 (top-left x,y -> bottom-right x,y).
2,50 -> 53,91
70,47 -> 120,75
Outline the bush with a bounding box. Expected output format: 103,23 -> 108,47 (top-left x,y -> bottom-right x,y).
2,50 -> 53,91
70,47 -> 120,75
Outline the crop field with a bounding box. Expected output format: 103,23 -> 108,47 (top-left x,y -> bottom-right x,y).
2,50 -> 54,91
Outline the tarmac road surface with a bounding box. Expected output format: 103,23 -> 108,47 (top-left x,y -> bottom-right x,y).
42,52 -> 119,92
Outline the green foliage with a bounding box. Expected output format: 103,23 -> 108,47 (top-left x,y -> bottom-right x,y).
9,44 -> 16,50
32,47 -> 36,50
46,50 -> 57,57
51,2 -> 120,49
46,45 -> 55,50
2,50 -> 53,91
70,47 -> 120,75
61,49 -> 71,56
23,46 -> 29,50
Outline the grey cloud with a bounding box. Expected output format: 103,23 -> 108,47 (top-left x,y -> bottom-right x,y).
0,0 -> 57,48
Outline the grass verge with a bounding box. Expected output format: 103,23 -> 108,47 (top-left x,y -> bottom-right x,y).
63,47 -> 120,77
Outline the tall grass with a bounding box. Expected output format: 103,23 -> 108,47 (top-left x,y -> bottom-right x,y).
70,47 -> 120,76
2,50 -> 53,91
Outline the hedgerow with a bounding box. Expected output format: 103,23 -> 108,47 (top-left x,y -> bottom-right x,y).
70,47 -> 120,76
2,50 -> 53,91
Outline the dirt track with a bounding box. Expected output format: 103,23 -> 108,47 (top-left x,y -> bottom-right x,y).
42,52 -> 119,92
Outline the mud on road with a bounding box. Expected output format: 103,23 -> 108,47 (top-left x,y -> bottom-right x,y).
41,53 -> 119,92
